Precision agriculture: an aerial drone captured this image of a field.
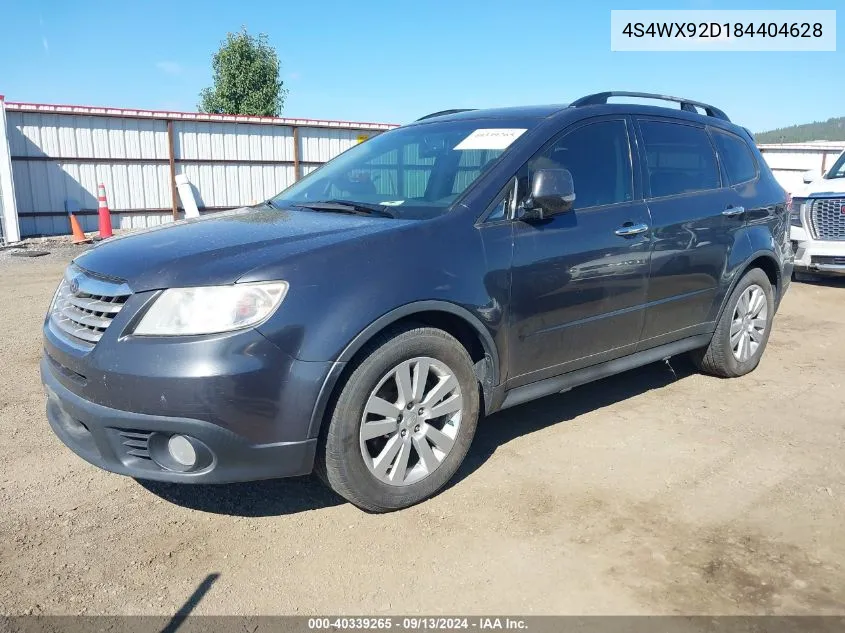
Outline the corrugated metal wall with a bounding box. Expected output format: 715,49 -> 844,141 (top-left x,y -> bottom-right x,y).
176,121 -> 294,210
0,173 -> 5,242
4,102 -> 396,237
8,113 -> 171,235
6,101 -> 844,237
758,142 -> 845,194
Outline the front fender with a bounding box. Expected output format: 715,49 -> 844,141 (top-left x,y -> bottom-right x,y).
305,300 -> 501,438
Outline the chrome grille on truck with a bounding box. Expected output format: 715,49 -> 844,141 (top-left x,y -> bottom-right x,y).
809,198 -> 845,241
49,265 -> 131,348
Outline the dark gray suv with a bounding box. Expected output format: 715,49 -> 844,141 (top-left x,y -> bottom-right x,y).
42,92 -> 793,511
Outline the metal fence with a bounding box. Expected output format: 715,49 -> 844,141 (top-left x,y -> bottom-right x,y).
2,100 -> 397,238
3,98 -> 844,241
758,141 -> 845,194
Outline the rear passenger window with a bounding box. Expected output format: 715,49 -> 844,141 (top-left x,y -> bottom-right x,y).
711,129 -> 758,185
639,121 -> 720,198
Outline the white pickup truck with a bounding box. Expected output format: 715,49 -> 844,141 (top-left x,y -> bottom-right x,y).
790,149 -> 845,277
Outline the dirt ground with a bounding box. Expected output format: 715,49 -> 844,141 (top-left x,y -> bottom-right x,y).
0,246 -> 843,616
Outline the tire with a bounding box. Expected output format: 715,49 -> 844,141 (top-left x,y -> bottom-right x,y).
316,326 -> 480,512
691,268 -> 775,378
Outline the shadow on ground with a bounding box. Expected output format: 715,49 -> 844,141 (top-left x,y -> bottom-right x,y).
451,354 -> 698,488
138,356 -> 698,516
136,474 -> 344,517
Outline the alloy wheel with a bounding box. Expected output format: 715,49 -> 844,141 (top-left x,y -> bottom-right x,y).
359,357 -> 463,486
731,284 -> 768,363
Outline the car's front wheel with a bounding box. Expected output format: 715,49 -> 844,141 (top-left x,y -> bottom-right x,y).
317,326 -> 480,512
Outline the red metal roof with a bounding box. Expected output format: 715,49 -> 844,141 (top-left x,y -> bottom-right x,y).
4,99 -> 400,130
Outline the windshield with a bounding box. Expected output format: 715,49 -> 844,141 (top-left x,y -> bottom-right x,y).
825,151 -> 845,179
271,121 -> 532,219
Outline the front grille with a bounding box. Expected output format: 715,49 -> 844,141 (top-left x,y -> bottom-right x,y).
49,265 -> 131,348
118,429 -> 154,460
809,198 -> 845,241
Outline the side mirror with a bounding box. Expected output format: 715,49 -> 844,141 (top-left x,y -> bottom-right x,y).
802,169 -> 820,184
520,169 -> 576,221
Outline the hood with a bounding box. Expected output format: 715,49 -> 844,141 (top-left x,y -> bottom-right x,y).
73,206 -> 407,291
794,177 -> 845,198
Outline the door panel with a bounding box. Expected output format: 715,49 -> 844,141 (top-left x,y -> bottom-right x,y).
641,189 -> 736,343
507,118 -> 652,386
509,203 -> 652,385
634,117 -> 740,347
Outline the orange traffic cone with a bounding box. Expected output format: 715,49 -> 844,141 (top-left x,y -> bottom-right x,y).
97,183 -> 114,239
68,212 -> 90,244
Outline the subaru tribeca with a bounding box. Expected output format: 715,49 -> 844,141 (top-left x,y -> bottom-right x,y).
42,92 -> 793,512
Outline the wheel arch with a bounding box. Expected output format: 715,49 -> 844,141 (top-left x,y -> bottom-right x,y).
307,301 -> 501,438
717,251 -> 782,323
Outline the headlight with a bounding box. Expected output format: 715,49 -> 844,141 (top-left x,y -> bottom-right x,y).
134,282 -> 288,336
790,198 -> 807,227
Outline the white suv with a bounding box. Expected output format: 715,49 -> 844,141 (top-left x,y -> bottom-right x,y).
790,150 -> 845,277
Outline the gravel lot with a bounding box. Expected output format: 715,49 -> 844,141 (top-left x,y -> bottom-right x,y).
1,246 -> 843,616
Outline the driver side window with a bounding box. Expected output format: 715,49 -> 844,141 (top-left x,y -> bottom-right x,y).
524,120 -> 634,211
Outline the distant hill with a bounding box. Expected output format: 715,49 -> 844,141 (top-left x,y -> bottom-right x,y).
756,117 -> 845,144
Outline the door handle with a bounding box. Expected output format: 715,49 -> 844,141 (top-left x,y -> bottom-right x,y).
614,223 -> 649,237
722,205 -> 745,217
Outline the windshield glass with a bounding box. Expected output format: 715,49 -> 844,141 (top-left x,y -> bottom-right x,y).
825,151 -> 845,179
271,121 -> 533,219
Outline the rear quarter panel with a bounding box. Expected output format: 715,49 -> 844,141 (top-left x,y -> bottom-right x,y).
709,145 -> 790,321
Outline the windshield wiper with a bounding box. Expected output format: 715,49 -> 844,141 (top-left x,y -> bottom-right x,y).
291,200 -> 394,218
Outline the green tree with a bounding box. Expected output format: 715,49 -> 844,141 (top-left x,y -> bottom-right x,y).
199,28 -> 287,116
756,117 -> 845,144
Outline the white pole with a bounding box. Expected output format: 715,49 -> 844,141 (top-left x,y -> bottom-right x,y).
0,96 -> 21,243
175,173 -> 200,219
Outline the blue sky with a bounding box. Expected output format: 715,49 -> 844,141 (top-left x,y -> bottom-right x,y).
0,0 -> 841,131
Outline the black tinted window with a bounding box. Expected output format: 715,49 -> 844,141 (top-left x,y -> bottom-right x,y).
639,121 -> 720,198
528,120 -> 633,210
711,129 -> 758,185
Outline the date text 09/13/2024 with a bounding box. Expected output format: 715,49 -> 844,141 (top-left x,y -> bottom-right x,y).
307,617 -> 527,630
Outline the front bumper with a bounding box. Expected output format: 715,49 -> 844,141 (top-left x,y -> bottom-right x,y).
43,357 -> 317,482
790,226 -> 845,276
42,320 -> 335,483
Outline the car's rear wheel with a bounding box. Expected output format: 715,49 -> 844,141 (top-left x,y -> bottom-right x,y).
691,268 -> 774,378
316,326 -> 479,512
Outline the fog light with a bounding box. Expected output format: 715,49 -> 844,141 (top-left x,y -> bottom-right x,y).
167,435 -> 197,467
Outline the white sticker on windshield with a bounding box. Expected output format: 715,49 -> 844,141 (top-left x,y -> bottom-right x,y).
380,200 -> 405,206
454,128 -> 526,151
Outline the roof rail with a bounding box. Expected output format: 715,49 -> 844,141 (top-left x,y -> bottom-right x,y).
415,109 -> 477,121
570,91 -> 730,122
